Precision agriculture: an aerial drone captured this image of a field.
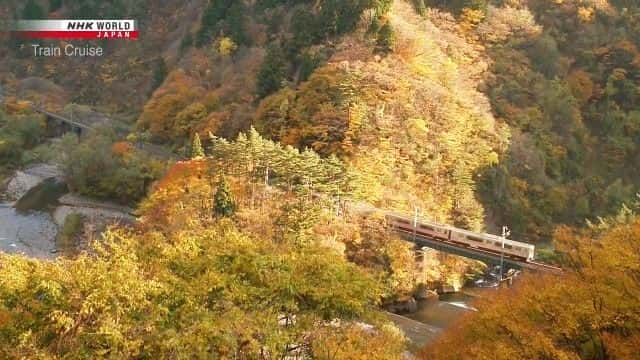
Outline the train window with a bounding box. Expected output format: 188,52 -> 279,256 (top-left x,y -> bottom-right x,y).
504,244 -> 513,250
467,236 -> 483,242
420,225 -> 434,231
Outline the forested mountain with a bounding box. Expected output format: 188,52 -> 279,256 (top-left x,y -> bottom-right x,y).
3,0 -> 639,238
1,0 -> 640,358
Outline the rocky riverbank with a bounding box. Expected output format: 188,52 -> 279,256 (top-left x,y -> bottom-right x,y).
2,164 -> 63,202
0,164 -> 135,258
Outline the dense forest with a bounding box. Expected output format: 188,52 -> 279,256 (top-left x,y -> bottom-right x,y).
0,0 -> 639,358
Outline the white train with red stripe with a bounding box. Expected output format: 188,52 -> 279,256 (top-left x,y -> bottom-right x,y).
387,214 -> 535,261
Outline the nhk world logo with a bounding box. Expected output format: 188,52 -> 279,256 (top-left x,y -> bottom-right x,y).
10,20 -> 138,40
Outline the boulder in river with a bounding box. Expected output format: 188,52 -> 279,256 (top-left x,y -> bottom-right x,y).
387,296 -> 418,314
4,164 -> 64,202
414,284 -> 439,300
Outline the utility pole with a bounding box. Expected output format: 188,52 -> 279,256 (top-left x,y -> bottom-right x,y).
413,206 -> 421,242
500,226 -> 511,282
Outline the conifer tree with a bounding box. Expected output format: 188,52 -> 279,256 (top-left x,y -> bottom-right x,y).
375,23 -> 395,54
414,0 -> 427,15
50,0 -> 63,12
150,57 -> 167,93
22,0 -> 45,19
214,176 -> 236,217
256,44 -> 287,98
191,133 -> 205,159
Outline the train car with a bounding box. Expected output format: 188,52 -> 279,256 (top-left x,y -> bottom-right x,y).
449,228 -> 535,261
386,214 -> 535,261
386,214 -> 451,241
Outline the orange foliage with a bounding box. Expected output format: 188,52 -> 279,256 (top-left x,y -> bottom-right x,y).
154,160 -> 208,191
566,70 -> 594,105
3,99 -> 33,114
421,218 -> 640,359
111,141 -> 134,156
137,70 -> 206,141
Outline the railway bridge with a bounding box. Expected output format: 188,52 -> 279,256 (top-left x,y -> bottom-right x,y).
30,103 -> 94,137
346,202 -> 562,274
391,219 -> 562,274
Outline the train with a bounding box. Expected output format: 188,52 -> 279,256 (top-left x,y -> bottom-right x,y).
386,213 -> 536,261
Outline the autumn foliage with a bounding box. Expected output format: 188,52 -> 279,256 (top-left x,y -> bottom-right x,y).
421,214 -> 640,359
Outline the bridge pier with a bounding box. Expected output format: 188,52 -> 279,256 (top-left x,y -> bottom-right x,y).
44,115 -> 85,138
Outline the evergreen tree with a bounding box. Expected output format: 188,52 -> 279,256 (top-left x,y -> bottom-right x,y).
196,0 -> 233,47
256,44 -> 287,98
225,1 -> 248,45
150,57 -> 167,93
214,176 -> 236,217
23,0 -> 45,19
375,23 -> 395,54
414,0 -> 427,15
180,32 -> 194,53
275,197 -> 321,244
50,0 -> 63,12
191,133 -> 205,159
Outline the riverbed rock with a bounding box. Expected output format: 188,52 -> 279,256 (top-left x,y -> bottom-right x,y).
5,171 -> 44,201
414,284 -> 439,300
53,205 -> 135,227
387,296 -> 418,314
4,164 -> 64,201
437,284 -> 457,294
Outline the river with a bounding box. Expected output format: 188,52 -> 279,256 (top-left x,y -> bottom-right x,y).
0,177 -> 68,259
389,287 -> 498,350
0,205 -> 57,259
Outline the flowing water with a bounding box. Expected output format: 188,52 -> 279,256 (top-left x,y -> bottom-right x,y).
405,289 -> 494,328
390,287 -> 497,349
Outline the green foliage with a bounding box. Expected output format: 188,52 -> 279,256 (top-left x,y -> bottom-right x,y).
375,22 -> 395,54
476,2 -> 640,239
195,0 -> 243,47
526,33 -> 561,79
209,128 -> 348,196
179,31 -> 193,53
60,213 -> 85,239
214,175 -> 236,217
65,0 -> 143,18
289,9 -> 321,52
191,133 -> 204,159
413,0 -> 427,16
256,43 -> 287,98
150,57 -> 167,93
297,52 -> 322,83
275,196 -> 321,244
225,1 -> 248,45
49,0 -> 63,12
426,0 -> 487,14
62,132 -> 166,205
0,111 -> 45,167
22,0 -> 45,19
58,213 -> 85,254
